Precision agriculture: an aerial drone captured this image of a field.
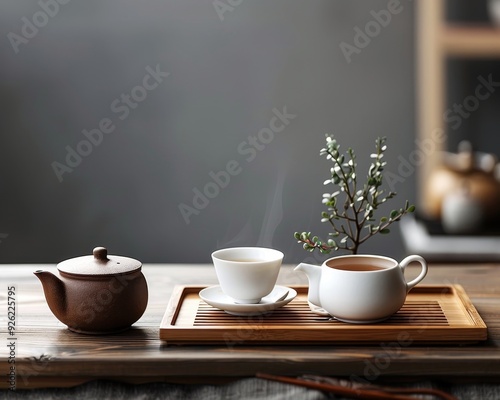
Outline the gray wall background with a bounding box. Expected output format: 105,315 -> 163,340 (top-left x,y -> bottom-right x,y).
0,0 -> 418,264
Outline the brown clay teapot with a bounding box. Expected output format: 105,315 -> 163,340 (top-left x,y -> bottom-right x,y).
34,247 -> 148,334
425,141 -> 500,221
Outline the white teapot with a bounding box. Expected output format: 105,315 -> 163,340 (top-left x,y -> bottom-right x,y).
295,254 -> 427,323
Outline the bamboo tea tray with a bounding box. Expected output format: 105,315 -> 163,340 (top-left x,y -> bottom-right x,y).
159,285 -> 487,345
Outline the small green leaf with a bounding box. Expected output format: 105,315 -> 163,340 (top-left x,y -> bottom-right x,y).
380,228 -> 390,234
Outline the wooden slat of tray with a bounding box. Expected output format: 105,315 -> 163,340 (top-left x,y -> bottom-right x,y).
159,285 -> 487,345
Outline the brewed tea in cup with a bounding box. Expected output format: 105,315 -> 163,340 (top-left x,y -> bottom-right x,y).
211,247 -> 284,304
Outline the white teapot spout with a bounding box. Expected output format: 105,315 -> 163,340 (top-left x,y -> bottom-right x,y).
294,263 -> 322,307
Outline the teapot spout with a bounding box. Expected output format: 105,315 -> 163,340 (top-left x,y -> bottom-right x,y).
34,270 -> 67,323
294,263 -> 322,307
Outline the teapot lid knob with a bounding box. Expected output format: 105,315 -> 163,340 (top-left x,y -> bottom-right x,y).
93,247 -> 109,262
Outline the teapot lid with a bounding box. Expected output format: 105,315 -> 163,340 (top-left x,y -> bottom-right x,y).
57,247 -> 142,276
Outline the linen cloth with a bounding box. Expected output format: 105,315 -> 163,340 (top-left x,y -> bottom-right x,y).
2,378 -> 500,400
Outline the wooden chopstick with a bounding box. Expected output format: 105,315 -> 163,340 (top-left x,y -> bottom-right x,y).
256,373 -> 458,400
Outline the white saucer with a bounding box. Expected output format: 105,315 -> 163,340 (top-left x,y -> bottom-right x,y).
199,285 -> 297,316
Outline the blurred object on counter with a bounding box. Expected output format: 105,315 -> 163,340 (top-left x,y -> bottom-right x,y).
425,140 -> 500,233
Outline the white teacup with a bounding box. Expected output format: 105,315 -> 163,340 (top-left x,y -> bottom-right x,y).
295,254 -> 428,323
211,247 -> 284,304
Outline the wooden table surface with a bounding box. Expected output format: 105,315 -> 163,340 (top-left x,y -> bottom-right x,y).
1,263 -> 499,389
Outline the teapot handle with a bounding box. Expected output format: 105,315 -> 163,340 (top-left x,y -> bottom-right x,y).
400,255 -> 428,291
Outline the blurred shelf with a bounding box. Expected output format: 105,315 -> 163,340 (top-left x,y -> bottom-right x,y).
441,25 -> 500,58
400,215 -> 500,262
417,1 -> 500,215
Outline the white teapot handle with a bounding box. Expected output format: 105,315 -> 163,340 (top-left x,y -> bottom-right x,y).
400,255 -> 428,291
